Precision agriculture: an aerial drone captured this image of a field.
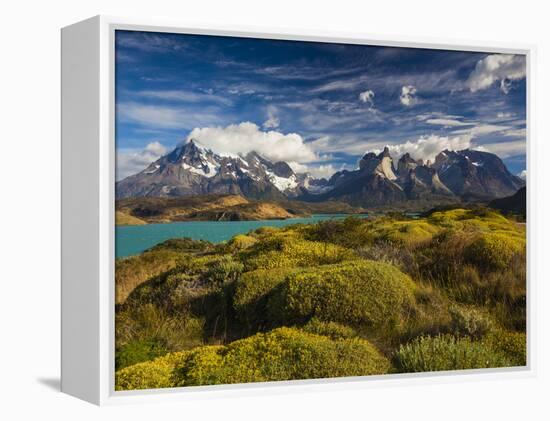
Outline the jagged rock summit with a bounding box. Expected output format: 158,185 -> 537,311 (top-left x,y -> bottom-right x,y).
305,146 -> 523,206
116,140 -> 525,207
116,140 -> 304,200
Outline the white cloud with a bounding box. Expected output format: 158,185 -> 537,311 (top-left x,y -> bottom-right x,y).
226,82 -> 266,96
116,141 -> 168,180
399,85 -> 417,106
138,89 -> 232,106
310,78 -> 363,93
117,102 -> 223,130
358,90 -> 375,107
497,112 -> 515,119
481,140 -> 526,158
452,124 -> 510,136
500,79 -> 512,94
263,116 -> 280,129
466,54 -> 526,93
517,170 -> 527,180
426,118 -> 473,127
503,128 -> 527,138
381,134 -> 475,163
288,162 -> 341,179
187,122 -> 317,163
116,32 -> 184,53
263,105 -> 280,129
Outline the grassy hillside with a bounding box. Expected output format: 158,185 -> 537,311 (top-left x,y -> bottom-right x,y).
116,194 -> 302,223
115,207 -> 526,389
115,211 -> 147,226
116,194 -> 366,224
115,238 -> 213,304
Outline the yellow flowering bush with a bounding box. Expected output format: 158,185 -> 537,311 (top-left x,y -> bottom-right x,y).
174,327 -> 391,386
115,352 -> 186,391
269,260 -> 417,327
233,267 -> 300,328
301,318 -> 357,340
227,234 -> 258,250
466,232 -> 526,271
115,328 -> 391,390
239,234 -> 354,271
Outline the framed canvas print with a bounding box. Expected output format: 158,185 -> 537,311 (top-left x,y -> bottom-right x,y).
61,16 -> 532,405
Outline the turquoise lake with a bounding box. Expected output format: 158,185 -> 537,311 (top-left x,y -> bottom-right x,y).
115,214 -> 363,258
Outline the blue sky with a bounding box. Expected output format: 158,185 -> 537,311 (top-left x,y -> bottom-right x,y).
115,30 -> 527,180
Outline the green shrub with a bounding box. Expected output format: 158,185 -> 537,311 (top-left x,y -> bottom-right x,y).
227,234 -> 258,250
394,334 -> 511,373
357,241 -> 416,273
116,328 -> 390,390
449,304 -> 494,339
115,352 -> 186,391
174,327 -> 390,386
177,346 -> 225,386
233,267 -> 299,329
115,339 -> 168,370
484,330 -> 527,366
304,217 -> 370,248
149,237 -> 212,253
428,208 -> 470,224
301,318 -> 357,340
115,240 -> 215,304
239,231 -> 354,271
268,260 -> 416,328
400,284 -> 453,340
205,255 -> 244,286
116,304 -> 205,356
253,226 -> 281,236
115,249 -> 183,304
376,221 -> 440,248
465,233 -> 526,271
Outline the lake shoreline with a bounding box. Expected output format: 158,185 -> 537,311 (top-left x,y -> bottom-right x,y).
116,213 -> 367,259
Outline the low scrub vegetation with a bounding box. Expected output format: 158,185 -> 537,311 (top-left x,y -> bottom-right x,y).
115,207 -> 526,389
116,327 -> 390,390
394,334 -> 512,372
268,261 -> 416,328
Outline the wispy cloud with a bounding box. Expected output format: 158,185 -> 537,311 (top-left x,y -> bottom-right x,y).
116,141 -> 168,180
117,102 -> 226,130
256,65 -> 363,81
263,105 -> 280,129
426,118 -> 473,127
288,162 -> 348,179
137,89 -> 233,106
452,124 -> 511,136
482,140 -> 526,158
310,78 -> 365,94
466,54 -> 526,93
116,32 -> 186,53
503,128 -> 527,138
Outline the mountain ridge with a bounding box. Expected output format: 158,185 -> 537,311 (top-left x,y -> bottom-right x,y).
116,140 -> 525,207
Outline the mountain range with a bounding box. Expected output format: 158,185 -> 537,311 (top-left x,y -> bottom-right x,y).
116,140 -> 525,207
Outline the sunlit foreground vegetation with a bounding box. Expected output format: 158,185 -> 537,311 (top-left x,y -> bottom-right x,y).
115,208 -> 526,390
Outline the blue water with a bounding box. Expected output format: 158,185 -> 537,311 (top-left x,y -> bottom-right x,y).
116,214 -> 363,258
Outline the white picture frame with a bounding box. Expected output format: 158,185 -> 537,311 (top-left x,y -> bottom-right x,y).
61,15 -> 535,406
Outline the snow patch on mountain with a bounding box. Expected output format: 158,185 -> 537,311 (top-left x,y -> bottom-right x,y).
266,171 -> 298,192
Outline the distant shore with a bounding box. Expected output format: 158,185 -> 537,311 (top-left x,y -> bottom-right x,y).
115,194 -> 365,225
